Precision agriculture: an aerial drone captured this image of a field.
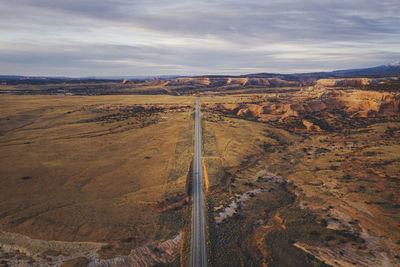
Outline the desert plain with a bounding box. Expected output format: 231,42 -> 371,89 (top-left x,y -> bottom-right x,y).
0,77 -> 399,266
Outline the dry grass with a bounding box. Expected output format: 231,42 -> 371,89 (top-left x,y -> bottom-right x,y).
0,94 -> 194,256
1,90 -> 399,266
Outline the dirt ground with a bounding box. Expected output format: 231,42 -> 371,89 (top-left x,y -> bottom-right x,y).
1,89 -> 399,266
0,95 -> 194,261
199,92 -> 400,266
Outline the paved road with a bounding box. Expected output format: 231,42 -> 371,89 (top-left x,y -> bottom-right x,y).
190,98 -> 207,267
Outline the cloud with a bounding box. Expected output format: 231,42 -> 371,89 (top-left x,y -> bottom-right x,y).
0,0 -> 399,75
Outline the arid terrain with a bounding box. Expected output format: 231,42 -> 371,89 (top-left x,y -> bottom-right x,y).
0,95 -> 195,266
0,76 -> 399,266
200,87 -> 400,266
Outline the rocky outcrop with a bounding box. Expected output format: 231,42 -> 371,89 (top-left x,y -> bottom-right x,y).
205,90 -> 400,123
302,120 -> 322,132
227,78 -> 248,86
0,229 -> 182,267
248,78 -> 270,86
321,91 -> 399,114
269,78 -> 300,87
118,76 -> 400,90
316,77 -> 400,87
293,242 -> 392,267
316,78 -> 371,87
161,77 -> 301,87
237,104 -> 264,117
215,189 -> 264,224
161,76 -> 399,88
89,233 -> 182,267
316,79 -> 337,87
0,230 -> 104,266
165,77 -> 219,86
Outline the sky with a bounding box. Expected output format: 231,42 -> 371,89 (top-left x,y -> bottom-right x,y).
0,0 -> 400,76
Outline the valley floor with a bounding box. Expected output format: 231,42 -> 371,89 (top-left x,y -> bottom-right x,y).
0,86 -> 399,266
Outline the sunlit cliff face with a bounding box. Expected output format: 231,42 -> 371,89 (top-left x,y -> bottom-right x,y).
205,90 -> 400,123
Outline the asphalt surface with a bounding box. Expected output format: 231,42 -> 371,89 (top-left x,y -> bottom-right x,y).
190,97 -> 207,267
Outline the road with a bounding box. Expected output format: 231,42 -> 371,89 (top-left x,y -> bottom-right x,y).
190,97 -> 207,267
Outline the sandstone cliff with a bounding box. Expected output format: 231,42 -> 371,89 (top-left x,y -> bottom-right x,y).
205,90 -> 400,125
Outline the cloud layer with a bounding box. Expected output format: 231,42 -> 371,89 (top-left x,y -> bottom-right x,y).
1,0 -> 399,76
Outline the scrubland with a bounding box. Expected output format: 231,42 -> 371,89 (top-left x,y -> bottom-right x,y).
0,95 -> 194,265
200,88 -> 400,266
0,81 -> 399,266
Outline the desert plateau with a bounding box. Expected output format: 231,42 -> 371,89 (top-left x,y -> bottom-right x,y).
0,70 -> 400,266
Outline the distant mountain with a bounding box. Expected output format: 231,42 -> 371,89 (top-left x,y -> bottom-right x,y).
0,75 -> 25,80
1,62 -> 399,82
237,62 -> 400,81
83,75 -> 182,80
0,75 -> 71,80
329,62 -> 400,77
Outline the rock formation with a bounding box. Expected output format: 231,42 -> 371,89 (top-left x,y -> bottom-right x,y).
89,233 -> 182,267
205,90 -> 400,123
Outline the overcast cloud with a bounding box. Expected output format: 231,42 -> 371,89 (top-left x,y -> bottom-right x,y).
0,0 -> 399,76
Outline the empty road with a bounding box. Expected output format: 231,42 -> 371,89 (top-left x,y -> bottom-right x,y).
191,97 -> 207,267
